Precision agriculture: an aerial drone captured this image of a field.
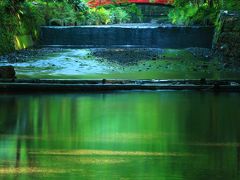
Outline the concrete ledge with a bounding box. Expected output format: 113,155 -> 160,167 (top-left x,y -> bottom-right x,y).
40,25 -> 214,48
0,79 -> 240,92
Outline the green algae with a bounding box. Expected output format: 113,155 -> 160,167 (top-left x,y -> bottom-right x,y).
2,48 -> 240,80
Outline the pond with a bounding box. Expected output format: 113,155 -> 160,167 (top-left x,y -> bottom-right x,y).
0,91 -> 240,179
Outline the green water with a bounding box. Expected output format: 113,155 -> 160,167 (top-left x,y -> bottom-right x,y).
0,91 -> 240,179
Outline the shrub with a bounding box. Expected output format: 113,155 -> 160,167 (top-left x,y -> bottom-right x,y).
168,3 -> 198,25
189,4 -> 218,25
0,1 -> 23,54
109,6 -> 130,23
123,3 -> 142,22
68,0 -> 89,12
0,1 -> 45,54
95,7 -> 111,24
19,2 -> 45,39
84,5 -> 141,25
0,0 -> 143,54
222,1 -> 240,10
168,2 -> 218,25
43,1 -> 78,25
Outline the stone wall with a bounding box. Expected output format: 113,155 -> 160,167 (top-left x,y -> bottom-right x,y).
213,11 -> 240,61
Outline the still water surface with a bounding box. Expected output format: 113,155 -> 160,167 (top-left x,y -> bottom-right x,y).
0,91 -> 240,179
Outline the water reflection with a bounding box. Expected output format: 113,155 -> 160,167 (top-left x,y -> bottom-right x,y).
0,91 -> 240,179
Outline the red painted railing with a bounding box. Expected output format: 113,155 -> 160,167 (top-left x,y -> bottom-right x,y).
88,0 -> 174,7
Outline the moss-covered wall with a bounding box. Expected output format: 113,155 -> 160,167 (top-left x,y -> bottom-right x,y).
213,11 -> 240,61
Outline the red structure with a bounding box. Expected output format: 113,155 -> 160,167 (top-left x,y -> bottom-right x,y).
88,0 -> 174,7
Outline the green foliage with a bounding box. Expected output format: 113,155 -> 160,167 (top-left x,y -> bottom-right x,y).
37,1 -> 142,25
120,4 -> 142,22
0,0 -> 45,54
0,1 -> 22,54
43,1 -> 78,25
0,14 -> 17,53
109,6 -> 130,23
85,7 -> 111,25
190,4 -> 218,25
68,0 -> 89,11
95,7 -> 111,24
83,6 -> 133,25
170,0 -> 240,25
223,1 -> 240,10
168,3 -> 198,25
169,1 -> 220,25
19,2 -> 45,38
0,0 -> 143,54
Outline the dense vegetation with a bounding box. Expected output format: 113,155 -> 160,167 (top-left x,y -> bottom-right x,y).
0,0 -> 240,55
42,0 -> 142,25
0,0 -> 142,54
169,0 -> 240,25
0,0 -> 45,54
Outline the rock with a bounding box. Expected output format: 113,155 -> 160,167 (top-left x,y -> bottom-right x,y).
0,66 -> 16,79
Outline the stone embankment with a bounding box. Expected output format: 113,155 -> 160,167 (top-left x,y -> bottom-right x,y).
214,11 -> 240,62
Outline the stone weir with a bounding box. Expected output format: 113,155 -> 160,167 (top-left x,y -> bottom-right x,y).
40,24 -> 214,48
